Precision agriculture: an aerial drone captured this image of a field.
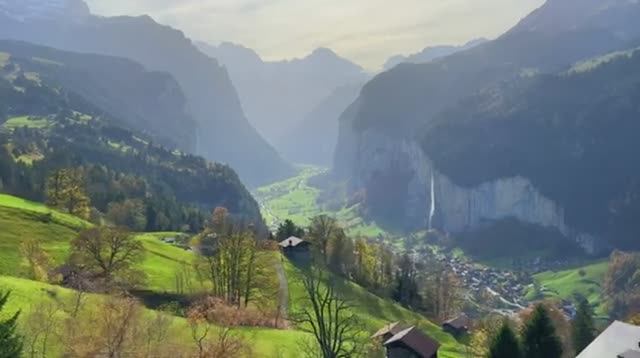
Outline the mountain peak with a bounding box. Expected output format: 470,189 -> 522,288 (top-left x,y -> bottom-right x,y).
510,0 -> 638,34
300,47 -> 364,73
383,38 -> 488,70
309,47 -> 338,58
196,41 -> 264,68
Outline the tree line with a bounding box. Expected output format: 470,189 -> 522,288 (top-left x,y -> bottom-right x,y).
276,216 -> 464,323
478,298 -> 596,358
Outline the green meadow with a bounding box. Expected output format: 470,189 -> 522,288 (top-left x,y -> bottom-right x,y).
528,260 -> 609,315
255,166 -> 386,237
1,116 -> 52,131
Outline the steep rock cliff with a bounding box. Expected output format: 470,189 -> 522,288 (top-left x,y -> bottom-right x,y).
336,118 -> 598,252
333,0 -> 640,251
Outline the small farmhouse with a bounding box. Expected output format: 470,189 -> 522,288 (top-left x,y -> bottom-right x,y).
442,313 -> 470,337
372,322 -> 408,341
380,325 -> 440,358
279,236 -> 311,263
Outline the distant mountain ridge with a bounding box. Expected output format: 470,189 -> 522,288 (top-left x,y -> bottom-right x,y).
197,41 -> 369,163
0,0 -> 292,186
282,83 -> 364,166
383,38 -> 488,70
0,49 -> 264,225
0,40 -> 195,151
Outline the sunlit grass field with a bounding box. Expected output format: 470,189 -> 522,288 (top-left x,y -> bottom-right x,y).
1,116 -> 51,131
0,275 -> 309,357
254,166 -> 386,237
527,260 -> 609,315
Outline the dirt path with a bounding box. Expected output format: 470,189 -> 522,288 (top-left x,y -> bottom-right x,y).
274,258 -> 289,319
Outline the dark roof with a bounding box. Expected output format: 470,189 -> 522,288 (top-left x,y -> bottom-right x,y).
279,236 -> 308,248
577,321 -> 640,358
619,350 -> 640,358
384,326 -> 440,358
372,322 -> 406,339
443,313 -> 470,330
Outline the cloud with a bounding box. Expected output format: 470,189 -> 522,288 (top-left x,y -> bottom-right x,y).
84,0 -> 544,70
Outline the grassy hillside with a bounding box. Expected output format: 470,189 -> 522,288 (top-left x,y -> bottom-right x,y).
134,233 -> 198,293
0,194 -> 307,356
0,193 -> 90,229
0,194 -> 198,294
255,166 -> 385,237
528,260 -> 608,315
0,276 -> 308,357
0,194 -> 90,277
283,258 -> 466,357
0,193 -> 466,356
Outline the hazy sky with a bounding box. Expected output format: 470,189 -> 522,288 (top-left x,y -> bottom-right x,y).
85,0 -> 545,70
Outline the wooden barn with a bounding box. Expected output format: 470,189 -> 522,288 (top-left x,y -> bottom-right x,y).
374,322 -> 440,358
442,313 -> 470,337
279,236 -> 311,263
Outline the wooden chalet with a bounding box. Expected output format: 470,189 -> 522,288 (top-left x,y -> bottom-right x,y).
375,324 -> 440,358
279,236 -> 311,263
442,313 -> 470,337
372,322 -> 408,341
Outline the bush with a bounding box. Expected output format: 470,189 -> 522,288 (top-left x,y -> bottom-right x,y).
189,296 -> 284,329
38,212 -> 53,223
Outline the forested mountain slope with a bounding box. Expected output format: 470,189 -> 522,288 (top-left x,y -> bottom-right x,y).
0,50 -> 263,229
0,0 -> 292,186
423,48 -> 640,250
383,38 -> 487,70
0,40 -> 194,151
333,0 -> 640,249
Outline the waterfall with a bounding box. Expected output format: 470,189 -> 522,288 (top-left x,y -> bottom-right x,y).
428,172 -> 436,230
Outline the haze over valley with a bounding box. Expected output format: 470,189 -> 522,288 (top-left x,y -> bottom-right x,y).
2,1 -> 640,357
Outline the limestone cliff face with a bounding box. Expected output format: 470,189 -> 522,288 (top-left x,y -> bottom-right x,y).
335,123 -> 597,252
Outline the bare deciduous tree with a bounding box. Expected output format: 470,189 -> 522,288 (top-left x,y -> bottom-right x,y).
20,239 -> 51,282
23,301 -> 59,358
196,208 -> 260,307
187,302 -> 249,358
293,266 -> 364,358
140,310 -> 175,358
70,226 -> 145,287
307,215 -> 340,264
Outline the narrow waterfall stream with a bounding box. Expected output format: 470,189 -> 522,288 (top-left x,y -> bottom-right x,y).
429,172 -> 436,230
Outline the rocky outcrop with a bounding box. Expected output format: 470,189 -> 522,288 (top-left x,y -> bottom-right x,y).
336,122 -> 598,252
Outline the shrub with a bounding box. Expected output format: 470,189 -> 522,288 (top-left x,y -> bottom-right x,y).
189,296 -> 284,329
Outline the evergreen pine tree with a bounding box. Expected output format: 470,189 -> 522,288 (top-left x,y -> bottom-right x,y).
489,321 -> 522,358
572,298 -> 595,354
0,290 -> 23,358
522,304 -> 563,358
